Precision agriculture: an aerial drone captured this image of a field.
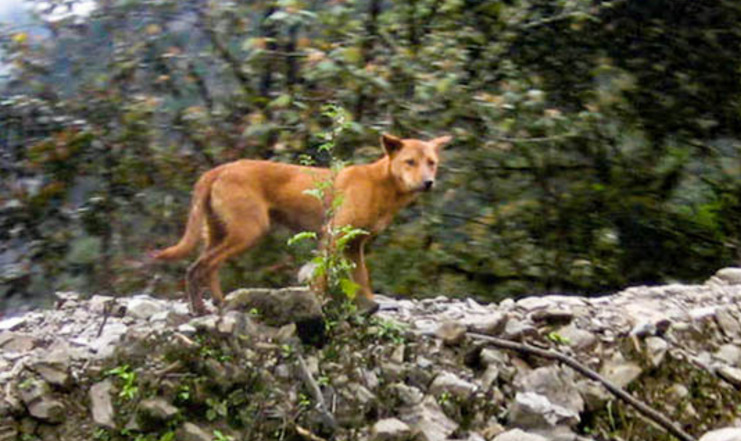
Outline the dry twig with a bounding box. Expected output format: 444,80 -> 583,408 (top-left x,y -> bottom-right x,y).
467,332 -> 696,441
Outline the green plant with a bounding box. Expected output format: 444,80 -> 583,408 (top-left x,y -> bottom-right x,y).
298,392 -> 312,409
546,331 -> 571,345
288,104 -> 368,302
106,364 -> 138,401
437,391 -> 452,406
372,317 -> 408,344
212,430 -> 234,441
206,398 -> 229,422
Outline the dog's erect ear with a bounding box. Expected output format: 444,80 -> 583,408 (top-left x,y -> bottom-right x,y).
430,135 -> 452,152
381,133 -> 404,156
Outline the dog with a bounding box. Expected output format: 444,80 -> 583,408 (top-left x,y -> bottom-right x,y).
153,133 -> 451,315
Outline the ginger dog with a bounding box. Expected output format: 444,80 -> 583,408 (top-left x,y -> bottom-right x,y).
153,134 -> 451,315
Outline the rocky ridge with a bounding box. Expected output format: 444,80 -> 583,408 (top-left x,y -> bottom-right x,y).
1,269 -> 741,441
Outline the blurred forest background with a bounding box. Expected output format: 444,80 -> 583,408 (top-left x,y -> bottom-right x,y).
2,0 -> 741,311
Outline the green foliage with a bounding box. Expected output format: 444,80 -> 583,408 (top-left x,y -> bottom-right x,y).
2,0 -> 741,306
288,104 -> 368,301
212,431 -> 234,441
106,365 -> 138,401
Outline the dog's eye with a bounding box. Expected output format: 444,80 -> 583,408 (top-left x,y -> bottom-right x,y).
405,159 -> 416,166
428,160 -> 436,167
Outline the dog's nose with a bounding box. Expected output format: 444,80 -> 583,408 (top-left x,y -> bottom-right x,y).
423,180 -> 434,191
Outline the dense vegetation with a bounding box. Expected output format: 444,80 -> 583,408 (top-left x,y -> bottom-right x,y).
2,0 -> 741,307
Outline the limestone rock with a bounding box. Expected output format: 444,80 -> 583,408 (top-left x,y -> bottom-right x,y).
371,418 -> 412,441
554,324 -> 598,352
699,428 -> 741,441
136,397 -> 179,429
715,344 -> 741,367
225,287 -> 322,326
89,379 -> 115,429
576,380 -> 611,412
0,317 -> 26,332
508,392 -> 580,430
516,366 -> 584,414
644,337 -> 668,367
429,372 -> 478,401
716,308 -> 741,338
177,422 -> 213,441
436,321 -> 466,346
493,429 -> 548,441
600,356 -> 642,389
17,380 -> 64,424
717,366 -> 741,388
399,396 -> 458,441
0,333 -> 38,353
464,312 -> 508,335
708,267 -> 741,285
127,296 -> 167,320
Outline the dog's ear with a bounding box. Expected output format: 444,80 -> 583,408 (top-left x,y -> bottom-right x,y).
431,135 -> 452,152
381,133 -> 404,156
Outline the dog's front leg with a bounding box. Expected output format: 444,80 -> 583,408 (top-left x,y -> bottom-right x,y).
346,238 -> 378,314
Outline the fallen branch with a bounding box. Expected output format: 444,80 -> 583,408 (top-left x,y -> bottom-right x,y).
467,332 -> 696,441
295,352 -> 337,432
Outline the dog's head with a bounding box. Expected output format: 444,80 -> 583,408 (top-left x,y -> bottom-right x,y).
382,133 -> 451,193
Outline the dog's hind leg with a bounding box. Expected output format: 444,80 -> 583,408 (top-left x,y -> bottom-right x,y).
186,195 -> 270,314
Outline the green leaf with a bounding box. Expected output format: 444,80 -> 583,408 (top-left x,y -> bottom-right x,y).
287,231 -> 318,246
340,278 -> 360,300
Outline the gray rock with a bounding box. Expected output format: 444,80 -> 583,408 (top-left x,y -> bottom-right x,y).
600,357 -> 642,389
576,380 -> 611,412
26,398 -> 65,424
516,366 -> 584,414
493,429 -> 548,441
699,428 -> 741,441
348,383 -> 376,406
17,380 -> 64,424
508,392 -> 580,430
709,267 -> 741,285
717,366 -> 741,388
502,319 -> 537,340
89,379 -> 115,429
0,332 -> 38,353
217,311 -> 256,336
0,317 -> 26,332
188,315 -> 218,333
715,344 -> 741,367
556,324 -> 598,351
480,348 -> 509,367
644,337 -> 668,367
716,308 -> 741,338
464,312 -> 508,335
88,295 -> 115,314
176,422 -> 213,441
225,287 -> 322,326
429,372 -> 478,401
91,322 -> 129,359
481,364 -> 500,390
136,397 -> 179,429
389,383 -> 424,406
531,309 -> 574,325
436,321 -> 466,346
127,296 -> 167,320
399,396 -> 458,441
371,418 -> 412,441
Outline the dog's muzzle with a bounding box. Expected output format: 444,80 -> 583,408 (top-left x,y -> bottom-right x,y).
422,180 -> 434,191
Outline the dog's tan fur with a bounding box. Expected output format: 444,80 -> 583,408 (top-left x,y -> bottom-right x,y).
153,134 -> 450,314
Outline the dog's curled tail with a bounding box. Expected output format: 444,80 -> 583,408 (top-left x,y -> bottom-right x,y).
152,170 -> 218,261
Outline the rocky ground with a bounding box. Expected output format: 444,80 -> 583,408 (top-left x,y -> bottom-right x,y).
1,269 -> 741,441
